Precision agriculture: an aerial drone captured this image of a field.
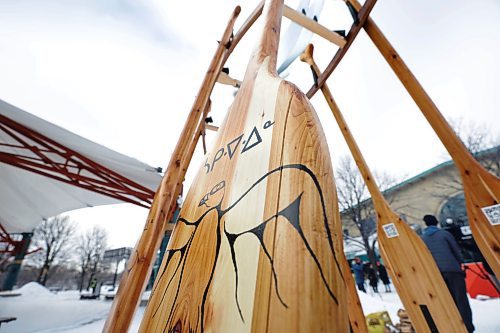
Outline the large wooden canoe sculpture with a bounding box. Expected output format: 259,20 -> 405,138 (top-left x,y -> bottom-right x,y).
348,0 -> 500,278
138,0 -> 349,331
301,44 -> 468,332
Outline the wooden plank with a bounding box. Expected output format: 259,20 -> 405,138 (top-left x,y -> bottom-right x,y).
305,0 -> 377,98
282,5 -> 346,48
348,0 -> 500,277
205,124 -> 219,132
301,44 -> 468,333
138,0 -> 348,332
101,7 -> 242,333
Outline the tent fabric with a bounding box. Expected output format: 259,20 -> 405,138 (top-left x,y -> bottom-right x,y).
0,99 -> 162,233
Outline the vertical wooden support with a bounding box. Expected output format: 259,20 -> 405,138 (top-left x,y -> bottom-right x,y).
348,0 -> 499,277
102,7 -> 241,333
301,44 -> 468,333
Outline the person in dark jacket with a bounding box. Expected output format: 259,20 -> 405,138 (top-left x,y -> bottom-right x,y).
377,262 -> 391,292
367,263 -> 379,293
422,214 -> 474,332
352,257 -> 366,293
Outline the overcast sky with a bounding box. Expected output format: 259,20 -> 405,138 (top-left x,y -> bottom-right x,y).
1,0 -> 499,248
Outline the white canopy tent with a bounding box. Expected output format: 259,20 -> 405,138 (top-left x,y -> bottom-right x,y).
0,99 -> 162,234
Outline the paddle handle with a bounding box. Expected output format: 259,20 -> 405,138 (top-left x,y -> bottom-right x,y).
244,0 -> 284,77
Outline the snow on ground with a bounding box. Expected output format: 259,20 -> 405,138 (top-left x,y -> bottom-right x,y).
0,282 -> 498,332
358,281 -> 500,333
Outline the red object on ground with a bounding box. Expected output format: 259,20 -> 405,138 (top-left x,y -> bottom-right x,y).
463,262 -> 499,298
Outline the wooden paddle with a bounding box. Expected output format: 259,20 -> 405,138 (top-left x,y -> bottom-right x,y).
102,7 -> 241,333
301,44 -> 468,333
347,0 -> 499,278
138,0 -> 348,331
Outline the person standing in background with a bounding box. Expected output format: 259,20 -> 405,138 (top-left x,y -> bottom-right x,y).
377,261 -> 391,292
367,263 -> 379,293
421,214 -> 474,333
352,257 -> 366,293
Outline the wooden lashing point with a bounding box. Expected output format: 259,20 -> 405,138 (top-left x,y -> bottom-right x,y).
101,7 -> 242,333
348,0 -> 499,278
138,0 -> 348,331
306,0 -> 378,98
301,44 -> 468,333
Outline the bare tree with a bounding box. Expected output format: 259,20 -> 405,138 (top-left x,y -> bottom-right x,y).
76,226 -> 108,291
335,156 -> 398,270
451,118 -> 500,176
30,216 -> 76,286
432,120 -> 500,208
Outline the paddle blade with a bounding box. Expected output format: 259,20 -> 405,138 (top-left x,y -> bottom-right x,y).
460,165 -> 500,277
138,61 -> 348,332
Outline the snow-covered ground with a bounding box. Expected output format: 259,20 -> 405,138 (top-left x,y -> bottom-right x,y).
358,284 -> 500,333
0,282 -> 498,332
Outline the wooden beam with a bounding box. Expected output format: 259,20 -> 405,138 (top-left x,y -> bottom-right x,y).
349,0 -> 500,277
306,0 -> 378,98
205,124 -> 219,132
282,5 -> 346,48
301,43 -> 468,333
102,6 -> 242,333
217,71 -> 241,87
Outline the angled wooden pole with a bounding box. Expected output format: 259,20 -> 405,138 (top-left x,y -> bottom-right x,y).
348,0 -> 500,277
306,0 -> 378,98
102,7 -> 241,333
283,5 -> 346,47
226,1 -> 264,59
301,44 -> 468,333
340,256 -> 367,333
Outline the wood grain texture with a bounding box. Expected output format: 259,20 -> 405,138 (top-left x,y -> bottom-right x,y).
347,0 -> 500,277
138,1 -> 348,332
102,7 -> 241,333
301,44 -> 468,333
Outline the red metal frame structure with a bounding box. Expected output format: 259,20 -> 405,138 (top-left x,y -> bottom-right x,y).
0,224 -> 17,255
0,113 -> 157,258
0,113 -> 156,209
0,224 -> 39,256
